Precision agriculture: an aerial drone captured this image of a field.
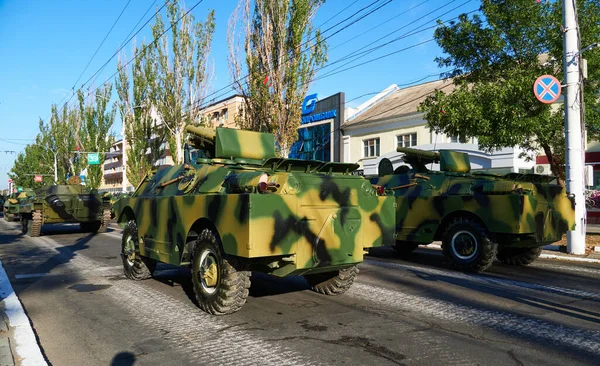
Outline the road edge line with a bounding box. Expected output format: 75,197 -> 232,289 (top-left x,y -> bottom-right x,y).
0,260 -> 47,366
423,243 -> 600,264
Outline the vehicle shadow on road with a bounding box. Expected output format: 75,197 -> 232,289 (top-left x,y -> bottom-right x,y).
0,222 -> 98,293
150,264 -> 311,305
110,351 -> 136,366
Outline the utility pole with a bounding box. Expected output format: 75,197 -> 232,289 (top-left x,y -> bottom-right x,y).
53,151 -> 58,184
563,0 -> 586,254
121,121 -> 129,193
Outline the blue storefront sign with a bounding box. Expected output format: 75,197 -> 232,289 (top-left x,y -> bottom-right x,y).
301,93 -> 337,124
292,92 -> 344,162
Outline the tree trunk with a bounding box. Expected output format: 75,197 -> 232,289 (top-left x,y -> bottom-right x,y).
541,143 -> 565,187
175,128 -> 183,164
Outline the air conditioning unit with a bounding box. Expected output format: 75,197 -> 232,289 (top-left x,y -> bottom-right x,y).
585,165 -> 594,187
534,164 -> 552,175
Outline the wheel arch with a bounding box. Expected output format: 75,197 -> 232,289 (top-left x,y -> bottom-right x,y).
434,210 -> 488,241
181,218 -> 221,265
117,206 -> 136,228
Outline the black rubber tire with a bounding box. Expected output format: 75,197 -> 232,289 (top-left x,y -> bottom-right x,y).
497,247 -> 543,266
191,228 -> 250,315
122,220 -> 156,280
81,221 -> 102,233
21,217 -> 28,234
392,241 -> 420,255
97,209 -> 111,233
305,266 -> 359,295
441,217 -> 497,273
27,211 -> 42,237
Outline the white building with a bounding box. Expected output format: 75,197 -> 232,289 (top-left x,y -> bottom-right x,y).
341,79 -> 536,175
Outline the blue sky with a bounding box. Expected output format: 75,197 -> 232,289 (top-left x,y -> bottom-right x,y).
0,0 -> 479,189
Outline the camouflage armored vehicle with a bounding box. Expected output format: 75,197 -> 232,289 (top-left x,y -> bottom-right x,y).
3,190 -> 34,222
372,147 -> 575,272
19,176 -> 111,237
113,126 -> 395,315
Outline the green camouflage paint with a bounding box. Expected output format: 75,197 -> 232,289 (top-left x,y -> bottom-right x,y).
19,182 -> 111,236
372,147 -> 575,271
114,127 -> 396,278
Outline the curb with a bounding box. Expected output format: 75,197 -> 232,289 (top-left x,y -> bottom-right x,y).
0,261 -> 47,366
424,243 -> 600,264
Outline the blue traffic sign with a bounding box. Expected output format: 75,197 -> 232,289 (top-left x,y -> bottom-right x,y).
533,75 -> 561,104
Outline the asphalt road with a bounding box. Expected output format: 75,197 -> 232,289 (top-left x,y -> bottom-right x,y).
1,219 -> 599,366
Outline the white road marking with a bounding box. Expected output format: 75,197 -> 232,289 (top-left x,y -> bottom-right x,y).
420,243 -> 600,263
0,261 -> 47,366
14,266 -> 122,279
364,259 -> 600,301
25,230 -> 318,365
530,262 -> 600,275
348,282 -> 600,355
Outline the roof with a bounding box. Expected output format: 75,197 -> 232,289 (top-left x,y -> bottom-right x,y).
201,94 -> 245,111
343,78 -> 456,127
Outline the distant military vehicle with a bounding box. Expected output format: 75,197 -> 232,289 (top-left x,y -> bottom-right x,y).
372,147 -> 575,272
3,190 -> 33,222
113,126 -> 395,315
19,177 -> 111,237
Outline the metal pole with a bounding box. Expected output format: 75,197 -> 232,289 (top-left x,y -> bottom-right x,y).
121,120 -> 128,193
563,0 -> 586,254
53,151 -> 58,184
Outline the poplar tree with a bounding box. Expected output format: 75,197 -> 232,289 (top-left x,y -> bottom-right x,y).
228,0 -> 327,156
116,44 -> 164,187
149,0 -> 215,164
78,85 -> 116,189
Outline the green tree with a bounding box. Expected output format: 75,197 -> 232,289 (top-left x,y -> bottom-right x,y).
8,138 -> 48,189
43,104 -> 83,182
78,85 -> 116,189
10,103 -> 83,187
116,44 -> 164,187
150,0 -> 215,164
419,0 -> 600,185
228,0 -> 327,156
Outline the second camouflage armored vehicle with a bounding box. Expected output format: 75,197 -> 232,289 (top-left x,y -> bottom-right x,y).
19,177 -> 111,237
3,190 -> 33,222
113,126 -> 395,315
372,147 -> 575,272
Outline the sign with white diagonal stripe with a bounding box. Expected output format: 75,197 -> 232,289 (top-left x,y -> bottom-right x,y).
533,75 -> 562,104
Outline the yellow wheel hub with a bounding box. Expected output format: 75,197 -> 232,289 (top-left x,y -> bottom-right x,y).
203,263 -> 218,287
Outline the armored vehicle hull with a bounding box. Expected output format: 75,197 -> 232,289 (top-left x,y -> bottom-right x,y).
19,184 -> 111,237
114,126 -> 395,315
3,190 -> 33,222
373,148 -> 575,272
3,195 -> 20,221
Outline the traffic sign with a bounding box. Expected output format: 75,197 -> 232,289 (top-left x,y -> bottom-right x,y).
533,75 -> 562,104
34,175 -> 43,183
88,153 -> 100,165
7,178 -> 12,183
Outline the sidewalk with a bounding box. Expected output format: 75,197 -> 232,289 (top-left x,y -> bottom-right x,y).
0,260 -> 47,366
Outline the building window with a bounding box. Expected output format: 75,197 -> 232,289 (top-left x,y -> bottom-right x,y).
397,133 -> 417,148
363,138 -> 380,158
450,135 -> 467,143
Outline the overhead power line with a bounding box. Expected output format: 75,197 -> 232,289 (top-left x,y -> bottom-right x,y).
328,0 -> 432,54
193,0 -> 394,114
71,0 -> 133,93
38,0 -> 171,138
321,0 -> 474,76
